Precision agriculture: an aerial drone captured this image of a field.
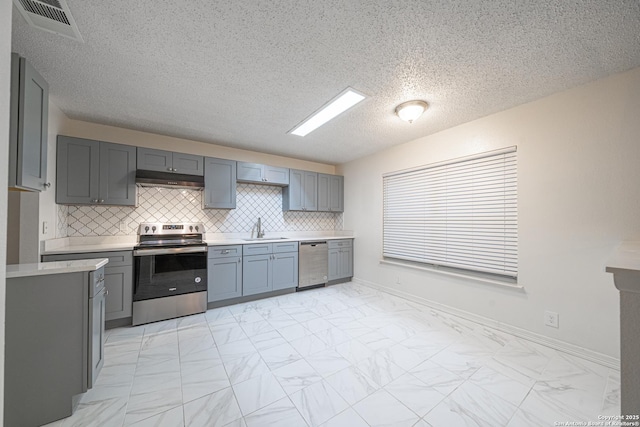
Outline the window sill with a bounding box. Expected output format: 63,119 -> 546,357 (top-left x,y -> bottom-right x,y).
379,259 -> 524,290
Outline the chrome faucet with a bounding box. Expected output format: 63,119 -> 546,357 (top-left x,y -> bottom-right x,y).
256,217 -> 265,238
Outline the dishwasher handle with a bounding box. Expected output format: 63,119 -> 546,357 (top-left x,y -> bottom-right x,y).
300,241 -> 328,247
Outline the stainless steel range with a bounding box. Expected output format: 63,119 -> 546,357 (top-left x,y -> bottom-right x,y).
132,222 -> 207,326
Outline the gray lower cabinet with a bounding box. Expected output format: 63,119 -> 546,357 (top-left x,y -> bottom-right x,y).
5,267 -> 105,427
90,274 -> 106,388
43,251 -> 133,321
272,251 -> 299,291
9,53 -> 49,192
237,162 -> 289,186
318,174 -> 344,212
328,239 -> 354,280
208,245 -> 243,302
57,136 -> 136,206
283,169 -> 318,211
243,242 -> 299,296
204,157 -> 237,209
137,147 -> 204,176
243,254 -> 272,296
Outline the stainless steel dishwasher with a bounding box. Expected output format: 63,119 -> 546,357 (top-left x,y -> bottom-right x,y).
298,241 -> 328,289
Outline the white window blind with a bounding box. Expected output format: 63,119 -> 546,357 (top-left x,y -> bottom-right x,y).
383,147 -> 517,278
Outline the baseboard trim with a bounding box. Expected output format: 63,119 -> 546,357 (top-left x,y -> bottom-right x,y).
353,277 -> 620,370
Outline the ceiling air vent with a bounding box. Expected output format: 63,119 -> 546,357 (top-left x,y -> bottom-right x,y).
13,0 -> 83,42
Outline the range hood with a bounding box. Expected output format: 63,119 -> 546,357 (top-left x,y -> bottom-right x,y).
136,170 -> 204,190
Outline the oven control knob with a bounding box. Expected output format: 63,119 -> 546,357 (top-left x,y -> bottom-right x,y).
195,226 -> 199,232
152,226 -> 156,232
195,277 -> 201,283
144,226 -> 149,232
189,225 -> 193,232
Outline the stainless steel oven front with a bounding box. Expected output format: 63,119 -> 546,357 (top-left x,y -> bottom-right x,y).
132,245 -> 207,325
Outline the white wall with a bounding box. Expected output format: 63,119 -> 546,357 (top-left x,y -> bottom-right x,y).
0,0 -> 12,420
338,67 -> 640,358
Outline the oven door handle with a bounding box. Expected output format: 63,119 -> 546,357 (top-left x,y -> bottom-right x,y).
133,246 -> 208,256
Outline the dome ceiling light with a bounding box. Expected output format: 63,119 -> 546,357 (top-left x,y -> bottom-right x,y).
395,100 -> 429,123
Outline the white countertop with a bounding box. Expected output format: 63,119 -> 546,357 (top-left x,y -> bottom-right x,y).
606,241 -> 640,273
206,235 -> 354,246
43,242 -> 137,255
41,232 -> 355,254
7,258 -> 109,279
606,241 -> 640,294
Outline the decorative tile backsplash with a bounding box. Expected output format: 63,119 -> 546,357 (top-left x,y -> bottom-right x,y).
59,184 -> 343,237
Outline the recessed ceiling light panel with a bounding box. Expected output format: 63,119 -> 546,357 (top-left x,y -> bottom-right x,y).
289,87 -> 366,137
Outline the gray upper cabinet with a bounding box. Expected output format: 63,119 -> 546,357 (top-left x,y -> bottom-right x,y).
318,174 -> 344,212
283,169 -> 317,211
9,53 -> 49,192
57,136 -> 136,206
173,152 -> 205,176
137,147 -> 204,176
237,162 -> 289,186
99,143 -> 137,206
204,157 -> 236,209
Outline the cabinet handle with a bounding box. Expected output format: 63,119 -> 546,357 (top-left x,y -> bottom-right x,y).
238,258 -> 241,263
42,182 -> 51,189
99,199 -> 105,203
91,199 -> 98,203
221,250 -> 230,254
173,168 -> 177,172
103,288 -> 109,296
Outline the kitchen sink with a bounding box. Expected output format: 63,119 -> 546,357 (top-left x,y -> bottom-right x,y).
243,237 -> 289,241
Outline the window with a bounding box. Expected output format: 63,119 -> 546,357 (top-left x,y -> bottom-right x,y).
383,147 -> 517,279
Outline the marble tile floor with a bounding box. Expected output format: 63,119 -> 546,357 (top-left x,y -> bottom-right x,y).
43,282 -> 620,427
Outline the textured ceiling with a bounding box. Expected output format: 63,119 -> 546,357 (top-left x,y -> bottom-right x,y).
11,0 -> 640,164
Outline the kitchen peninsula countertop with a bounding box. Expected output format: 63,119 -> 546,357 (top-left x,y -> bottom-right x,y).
41,232 -> 355,255
7,258 -> 109,278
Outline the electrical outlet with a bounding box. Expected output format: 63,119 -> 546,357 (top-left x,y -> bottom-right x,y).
544,311 -> 559,328
396,276 -> 401,284
42,221 -> 49,235
119,220 -> 128,233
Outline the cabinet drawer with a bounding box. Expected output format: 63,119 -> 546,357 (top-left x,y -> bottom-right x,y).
208,245 -> 243,258
328,239 -> 353,249
273,241 -> 298,254
43,250 -> 133,267
243,243 -> 273,256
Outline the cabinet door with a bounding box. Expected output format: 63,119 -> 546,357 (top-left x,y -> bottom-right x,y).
208,256 -> 243,302
104,265 -> 133,321
317,174 -> 330,212
328,248 -> 340,281
99,142 -> 136,206
329,175 -> 344,212
272,251 -> 299,291
237,162 -> 264,183
339,247 -> 353,278
137,147 -> 173,173
88,283 -> 105,389
303,171 -> 318,211
56,136 -> 100,204
283,169 -> 305,211
172,152 -> 204,176
243,254 -> 272,296
204,157 -> 236,209
10,55 -> 48,192
263,165 -> 289,185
